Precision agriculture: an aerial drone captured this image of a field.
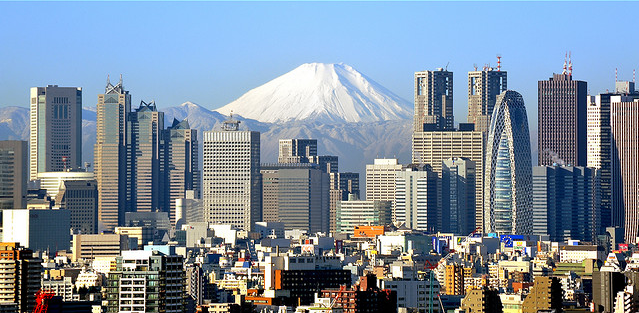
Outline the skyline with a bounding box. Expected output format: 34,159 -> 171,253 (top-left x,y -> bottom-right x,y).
1,2 -> 639,134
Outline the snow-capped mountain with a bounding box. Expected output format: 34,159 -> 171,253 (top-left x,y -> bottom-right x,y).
163,101 -> 271,133
215,63 -> 412,123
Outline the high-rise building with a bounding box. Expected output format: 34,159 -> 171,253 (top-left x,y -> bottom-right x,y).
36,170 -> 94,199
3,208 -> 70,254
260,163 -> 330,233
95,77 -> 131,231
202,118 -> 261,231
394,164 -> 439,232
412,127 -> 484,231
336,194 -> 391,234
55,179 -> 98,234
278,139 -> 317,163
532,165 -> 598,242
538,73 -> 587,166
127,101 -> 164,214
0,141 -> 28,210
106,250 -> 186,313
29,85 -> 83,180
484,90 -> 533,235
442,157 -> 476,235
414,69 -> 454,132
366,159 -> 403,206
329,172 -> 359,233
611,95 -> 639,242
309,155 -> 338,174
163,118 -> 199,223
0,243 -> 42,313
467,68 -> 507,133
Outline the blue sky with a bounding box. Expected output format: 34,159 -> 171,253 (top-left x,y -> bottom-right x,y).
1,1 -> 638,131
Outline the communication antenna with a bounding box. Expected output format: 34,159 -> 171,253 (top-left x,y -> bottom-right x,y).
562,52 -> 567,75
496,54 -> 502,72
445,62 -> 450,71
633,69 -> 636,83
473,64 -> 478,71
616,68 -> 618,82
568,51 -> 573,76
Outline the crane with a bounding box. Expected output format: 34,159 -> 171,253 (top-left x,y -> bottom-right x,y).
33,290 -> 56,313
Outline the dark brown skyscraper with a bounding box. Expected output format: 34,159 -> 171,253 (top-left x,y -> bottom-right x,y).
538,73 -> 587,166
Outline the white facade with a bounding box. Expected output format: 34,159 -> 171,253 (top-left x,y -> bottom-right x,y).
484,90 -> 533,234
3,209 -> 70,254
37,171 -> 94,199
202,125 -> 261,232
365,158 -> 402,205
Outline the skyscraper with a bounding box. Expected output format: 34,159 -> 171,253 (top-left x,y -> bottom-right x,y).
329,172 -> 360,233
366,159 -> 403,206
412,127 -> 484,231
163,118 -> 199,224
29,85 -> 82,180
394,164 -> 439,232
260,163 -> 329,233
538,73 -> 587,166
278,139 -> 317,163
484,90 -> 533,235
0,141 -> 28,210
414,69 -> 454,132
202,118 -> 261,231
532,165 -> 598,242
127,101 -> 164,213
95,76 -> 131,231
442,157 -> 476,235
611,95 -> 639,242
467,68 -> 507,133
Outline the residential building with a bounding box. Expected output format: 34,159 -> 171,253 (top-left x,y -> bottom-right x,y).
261,163 -> 330,233
319,275 -> 396,313
394,164 -> 439,232
0,141 -> 28,210
106,250 -> 186,313
163,118 -> 199,224
29,85 -> 82,180
379,276 -> 441,313
460,286 -> 503,313
202,117 -> 261,231
414,69 -> 454,132
94,76 -> 131,231
412,127 -> 484,231
0,243 -> 42,313
126,100 -> 164,213
538,72 -> 588,167
336,194 -> 391,233
611,95 -> 639,242
532,166 -> 598,241
442,157 -> 476,235
467,67 -> 508,133
521,276 -> 563,313
484,90 -> 533,235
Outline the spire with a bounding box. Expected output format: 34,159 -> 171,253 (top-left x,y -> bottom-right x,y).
562,52 -> 567,75
119,74 -> 123,88
107,74 -> 111,86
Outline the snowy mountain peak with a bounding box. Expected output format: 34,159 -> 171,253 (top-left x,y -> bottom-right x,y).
215,63 -> 412,123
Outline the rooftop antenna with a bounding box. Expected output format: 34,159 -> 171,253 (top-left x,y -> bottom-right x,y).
445,62 -> 450,71
106,74 -> 111,86
562,52 -> 567,75
633,69 -> 636,83
119,74 -> 123,86
568,51 -> 573,76
496,54 -> 502,72
616,68 -> 618,82
473,63 -> 478,71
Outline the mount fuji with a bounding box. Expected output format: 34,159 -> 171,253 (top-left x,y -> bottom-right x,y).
215,63 -> 412,124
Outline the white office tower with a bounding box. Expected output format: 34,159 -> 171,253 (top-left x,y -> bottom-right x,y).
394,164 -> 438,232
484,90 -> 533,235
202,118 -> 261,231
366,158 -> 403,206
